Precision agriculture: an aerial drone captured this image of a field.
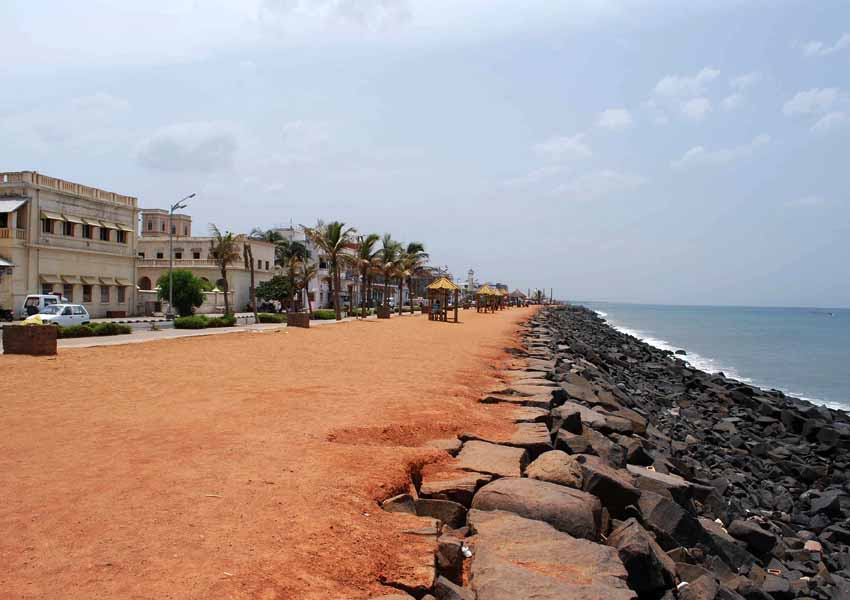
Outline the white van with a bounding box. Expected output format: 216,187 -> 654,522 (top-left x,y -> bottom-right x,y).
20,294 -> 68,319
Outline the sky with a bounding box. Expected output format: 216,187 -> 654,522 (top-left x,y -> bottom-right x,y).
2,0 -> 849,308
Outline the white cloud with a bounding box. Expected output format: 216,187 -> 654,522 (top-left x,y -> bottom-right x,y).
136,121 -> 239,172
671,134 -> 771,169
554,170 -> 647,200
730,72 -> 761,90
654,67 -> 720,98
502,165 -> 567,187
681,97 -> 712,120
799,33 -> 850,57
811,111 -> 848,134
597,108 -> 633,131
721,93 -> 744,111
783,88 -> 842,117
534,134 -> 592,162
260,0 -> 412,30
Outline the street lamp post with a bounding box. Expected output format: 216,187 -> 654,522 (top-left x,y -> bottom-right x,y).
165,193 -> 196,320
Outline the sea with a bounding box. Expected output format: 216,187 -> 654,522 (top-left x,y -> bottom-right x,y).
580,302 -> 850,412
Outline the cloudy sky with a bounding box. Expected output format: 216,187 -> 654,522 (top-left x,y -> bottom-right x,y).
2,0 -> 849,307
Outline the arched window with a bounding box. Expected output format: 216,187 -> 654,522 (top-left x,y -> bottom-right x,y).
216,278 -> 226,289
138,276 -> 152,290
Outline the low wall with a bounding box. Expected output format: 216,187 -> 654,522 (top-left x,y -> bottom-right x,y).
287,312 -> 310,328
3,325 -> 58,356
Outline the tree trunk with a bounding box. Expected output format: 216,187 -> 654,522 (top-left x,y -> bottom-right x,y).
220,266 -> 230,316
361,270 -> 367,318
244,244 -> 258,324
407,276 -> 415,313
397,281 -> 403,315
383,275 -> 390,308
332,259 -> 341,320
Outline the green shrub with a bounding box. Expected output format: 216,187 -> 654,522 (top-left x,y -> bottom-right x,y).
93,322 -> 132,336
57,322 -> 131,338
349,308 -> 375,317
257,313 -> 286,323
206,314 -> 236,328
156,270 -> 205,317
311,309 -> 336,320
174,315 -> 209,329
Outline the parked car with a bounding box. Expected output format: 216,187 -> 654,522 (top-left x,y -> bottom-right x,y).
34,304 -> 91,327
20,294 -> 68,319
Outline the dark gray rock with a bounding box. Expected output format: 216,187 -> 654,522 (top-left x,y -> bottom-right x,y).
420,471 -> 492,507
727,520 -> 779,555
639,491 -> 704,550
414,499 -> 467,529
576,454 -> 642,518
607,518 -> 678,595
525,450 -> 583,488
456,441 -> 528,478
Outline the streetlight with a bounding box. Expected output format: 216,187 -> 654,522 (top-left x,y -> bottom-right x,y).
165,193 -> 195,320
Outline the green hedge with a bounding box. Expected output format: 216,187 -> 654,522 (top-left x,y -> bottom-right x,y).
349,308 -> 375,317
57,322 -> 132,338
257,313 -> 287,323
174,314 -> 237,329
311,309 -> 337,320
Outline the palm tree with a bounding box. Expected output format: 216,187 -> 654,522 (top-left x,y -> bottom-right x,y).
299,260 -> 318,314
209,224 -> 243,316
249,228 -> 309,268
378,234 -> 402,309
303,221 -> 356,320
400,242 -> 429,314
354,233 -> 381,317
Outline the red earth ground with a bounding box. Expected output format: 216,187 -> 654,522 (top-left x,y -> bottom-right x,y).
0,307 -> 537,599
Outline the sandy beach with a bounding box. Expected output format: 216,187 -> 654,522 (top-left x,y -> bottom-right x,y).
0,308 -> 535,600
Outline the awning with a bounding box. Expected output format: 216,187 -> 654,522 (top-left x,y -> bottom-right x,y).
61,274 -> 81,284
0,198 -> 27,213
63,214 -> 85,224
99,277 -> 117,285
82,217 -> 101,226
115,278 -> 131,286
116,222 -> 134,232
41,210 -> 65,221
40,274 -> 61,284
99,221 -> 118,230
81,276 -> 99,285
0,257 -> 14,268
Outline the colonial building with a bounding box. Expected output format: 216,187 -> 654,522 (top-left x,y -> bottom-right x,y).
136,209 -> 275,314
0,171 -> 138,317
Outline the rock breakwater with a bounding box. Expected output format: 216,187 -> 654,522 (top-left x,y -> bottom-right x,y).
355,305 -> 850,599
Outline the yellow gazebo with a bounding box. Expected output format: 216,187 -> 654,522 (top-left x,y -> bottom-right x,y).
426,276 -> 460,323
476,285 -> 497,313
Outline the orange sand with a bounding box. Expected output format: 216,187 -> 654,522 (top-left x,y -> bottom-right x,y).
0,307 -> 536,599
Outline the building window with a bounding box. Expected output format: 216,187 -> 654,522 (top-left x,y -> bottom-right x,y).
100,286 -> 110,303
138,252 -> 145,259
42,284 -> 53,295
161,222 -> 165,232
99,227 -> 110,242
319,259 -> 328,269
257,258 -> 262,269
175,252 -> 182,259
265,261 -> 270,270
83,224 -> 92,239
193,251 -> 201,259
171,224 -> 176,234
117,230 -> 127,244
63,221 -> 74,236
42,218 -> 52,234
63,284 -> 73,301
147,221 -> 153,231
83,285 -> 92,303
0,213 -> 7,228
184,225 -> 188,235
117,286 -> 126,303
156,252 -> 164,259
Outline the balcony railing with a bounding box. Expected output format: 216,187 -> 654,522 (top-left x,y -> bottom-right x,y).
0,228 -> 27,240
0,171 -> 137,208
138,258 -> 219,267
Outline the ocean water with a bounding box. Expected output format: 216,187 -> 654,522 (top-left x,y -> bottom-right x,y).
580,302 -> 850,411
